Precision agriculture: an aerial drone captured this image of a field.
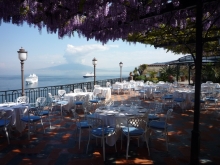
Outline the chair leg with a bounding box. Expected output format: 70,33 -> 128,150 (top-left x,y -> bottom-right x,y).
115,142 -> 117,152
4,127 -> 10,144
28,122 -> 30,140
103,137 -> 105,161
86,132 -> 91,154
144,133 -> 150,156
79,129 -> 81,149
126,137 -> 130,159
165,131 -> 169,151
40,118 -> 45,134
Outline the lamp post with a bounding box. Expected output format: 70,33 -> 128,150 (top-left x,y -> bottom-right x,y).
18,47 -> 28,96
119,62 -> 123,82
92,57 -> 97,85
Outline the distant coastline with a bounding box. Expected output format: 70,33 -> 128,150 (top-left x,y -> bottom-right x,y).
0,74 -> 127,91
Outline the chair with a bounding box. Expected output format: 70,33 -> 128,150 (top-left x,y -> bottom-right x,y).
148,102 -> 163,121
122,84 -> 131,95
74,88 -> 83,93
121,116 -> 150,159
0,110 -> 12,144
89,94 -> 102,110
205,93 -> 219,111
58,89 -> 66,100
94,85 -> 100,88
72,109 -> 91,149
74,95 -> 86,113
162,94 -> 174,110
16,96 -> 29,104
152,86 -> 163,99
190,93 -> 206,111
86,117 -> 116,161
173,92 -> 186,112
112,84 -> 121,95
20,106 -> 45,140
148,109 -> 173,151
106,82 -> 111,88
84,87 -> 87,92
33,97 -> 51,128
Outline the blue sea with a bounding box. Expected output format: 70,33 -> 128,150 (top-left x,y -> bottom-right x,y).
0,74 -> 122,91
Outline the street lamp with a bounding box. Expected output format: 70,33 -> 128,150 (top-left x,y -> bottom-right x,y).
18,47 -> 28,96
92,57 -> 97,85
119,62 -> 123,82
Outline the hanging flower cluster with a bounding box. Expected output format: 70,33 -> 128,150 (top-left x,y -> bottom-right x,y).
0,0 -> 219,44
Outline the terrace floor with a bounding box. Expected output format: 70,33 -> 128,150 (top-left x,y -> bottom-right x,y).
0,91 -> 220,165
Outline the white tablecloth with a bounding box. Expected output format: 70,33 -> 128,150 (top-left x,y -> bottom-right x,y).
173,90 -> 194,109
94,105 -> 148,146
0,103 -> 29,132
93,87 -> 111,101
64,92 -> 93,111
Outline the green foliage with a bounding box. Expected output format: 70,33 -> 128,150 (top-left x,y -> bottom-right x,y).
138,64 -> 148,75
159,66 -> 177,82
135,75 -> 146,81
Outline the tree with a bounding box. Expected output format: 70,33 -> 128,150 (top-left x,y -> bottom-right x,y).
137,64 -> 148,75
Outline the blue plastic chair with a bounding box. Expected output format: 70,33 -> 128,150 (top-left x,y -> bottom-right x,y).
86,117 -> 116,161
0,111 -> 12,144
148,109 -> 173,151
121,116 -> 150,159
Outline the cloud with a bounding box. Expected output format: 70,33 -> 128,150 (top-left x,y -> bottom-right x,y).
63,44 -> 118,64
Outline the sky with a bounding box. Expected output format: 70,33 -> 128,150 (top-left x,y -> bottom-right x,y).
0,22 -> 184,76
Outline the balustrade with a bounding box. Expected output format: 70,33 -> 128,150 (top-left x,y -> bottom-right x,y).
0,77 -> 128,104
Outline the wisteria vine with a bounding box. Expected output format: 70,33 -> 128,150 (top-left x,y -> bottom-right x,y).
0,0 -> 219,44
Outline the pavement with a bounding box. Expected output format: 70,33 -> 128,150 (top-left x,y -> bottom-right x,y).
0,91 -> 220,165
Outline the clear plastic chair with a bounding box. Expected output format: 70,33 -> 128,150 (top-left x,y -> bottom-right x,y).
0,110 -> 12,144
152,86 -> 163,99
106,82 -> 111,88
20,106 -> 45,140
72,109 -> 91,149
16,96 -> 29,104
173,92 -> 186,112
58,89 -> 66,100
112,84 -> 121,95
121,116 -> 150,159
86,117 -> 116,161
84,87 -> 87,92
33,97 -> 51,128
148,109 -> 173,151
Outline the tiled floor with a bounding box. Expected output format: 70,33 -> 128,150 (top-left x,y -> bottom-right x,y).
0,92 -> 220,165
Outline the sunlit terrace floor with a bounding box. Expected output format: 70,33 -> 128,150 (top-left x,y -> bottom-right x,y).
0,91 -> 220,165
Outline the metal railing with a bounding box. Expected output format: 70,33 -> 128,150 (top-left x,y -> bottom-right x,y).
0,77 -> 129,104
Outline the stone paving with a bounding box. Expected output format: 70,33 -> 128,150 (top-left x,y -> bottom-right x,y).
0,91 -> 220,165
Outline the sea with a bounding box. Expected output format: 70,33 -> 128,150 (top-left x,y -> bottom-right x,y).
0,74 -> 122,91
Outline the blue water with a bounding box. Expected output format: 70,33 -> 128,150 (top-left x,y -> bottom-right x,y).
0,74 -> 121,91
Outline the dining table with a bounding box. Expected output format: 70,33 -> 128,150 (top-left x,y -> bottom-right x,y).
63,92 -> 93,111
93,87 -> 111,101
173,89 -> 195,109
0,102 -> 29,133
94,104 -> 149,146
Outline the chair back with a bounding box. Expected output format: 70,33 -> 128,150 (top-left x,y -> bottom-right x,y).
0,110 -> 12,127
127,116 -> 147,130
16,96 -> 29,104
94,85 -> 101,88
165,109 -> 173,125
36,97 -> 46,107
106,82 -> 111,87
87,117 -> 104,135
58,90 -> 66,98
74,88 -> 83,93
